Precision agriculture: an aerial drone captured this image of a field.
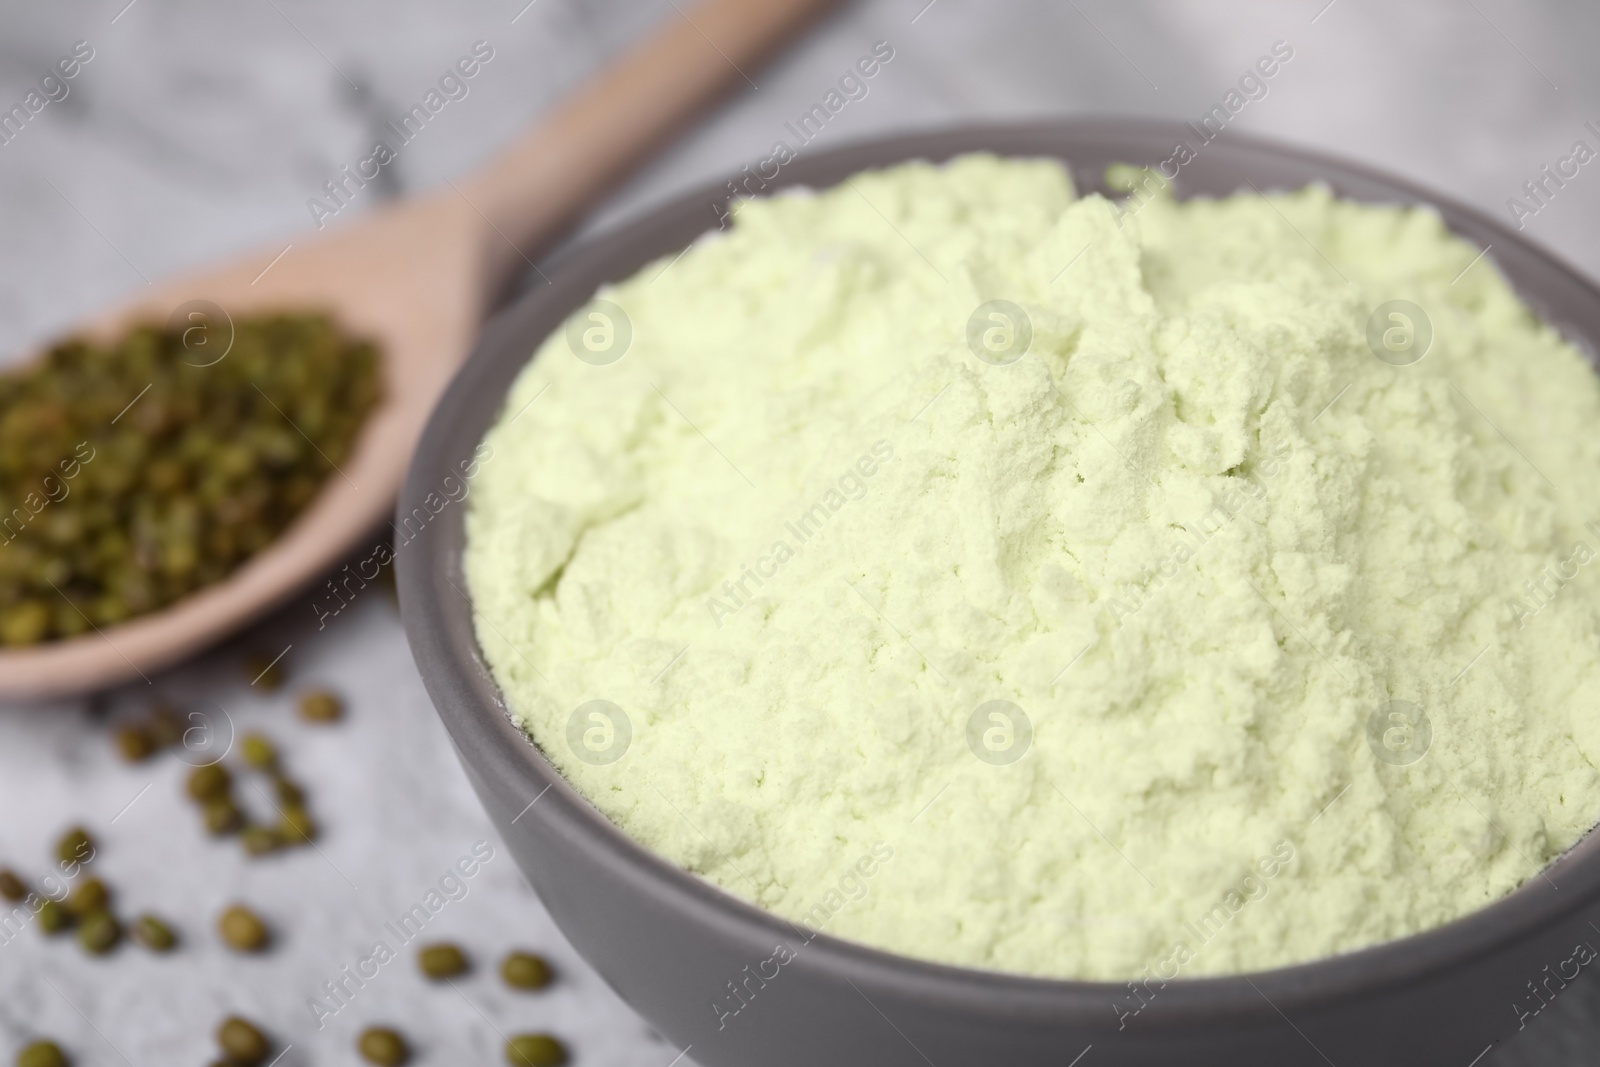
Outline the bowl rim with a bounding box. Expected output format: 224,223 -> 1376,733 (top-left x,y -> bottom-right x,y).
399,116 -> 1600,1029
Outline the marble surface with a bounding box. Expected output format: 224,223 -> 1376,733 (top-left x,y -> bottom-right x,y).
2,0 -> 1600,1063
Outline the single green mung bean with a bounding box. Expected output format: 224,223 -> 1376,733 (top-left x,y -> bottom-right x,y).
15,1040 -> 68,1067
277,806 -> 316,844
417,942 -> 469,979
240,825 -> 283,856
357,1027 -> 409,1066
186,763 -> 231,802
501,951 -> 553,990
218,905 -> 269,952
274,776 -> 305,807
204,797 -> 244,836
240,732 -> 277,770
247,654 -> 285,691
113,724 -> 156,762
63,877 -> 109,919
505,1034 -> 567,1067
215,1016 -> 270,1065
35,899 -> 69,935
55,827 -> 93,867
147,706 -> 185,748
0,868 -> 25,902
76,910 -> 120,955
132,914 -> 177,952
298,688 -> 343,723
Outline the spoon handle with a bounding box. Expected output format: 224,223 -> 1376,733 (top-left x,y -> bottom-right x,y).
464,0 -> 841,294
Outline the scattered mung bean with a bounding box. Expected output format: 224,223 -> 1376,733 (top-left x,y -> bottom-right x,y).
218,905 -> 269,952
501,951 -> 553,990
246,653 -> 286,691
63,877 -> 108,919
298,688 -> 343,723
36,899 -> 69,935
113,724 -> 156,762
15,1040 -> 68,1067
277,806 -> 316,844
216,1017 -> 270,1066
132,914 -> 177,952
240,732 -> 277,770
357,1027 -> 409,1066
76,911 -> 119,955
203,797 -> 244,836
240,826 -> 283,856
505,1034 -> 567,1067
274,777 -> 305,807
147,706 -> 185,748
186,763 -> 231,802
55,828 -> 92,867
418,943 -> 469,980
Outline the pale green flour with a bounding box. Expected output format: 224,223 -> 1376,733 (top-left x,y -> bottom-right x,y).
464,154 -> 1600,980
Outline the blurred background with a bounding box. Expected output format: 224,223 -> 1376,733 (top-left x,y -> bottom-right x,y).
2,0 -> 1598,1063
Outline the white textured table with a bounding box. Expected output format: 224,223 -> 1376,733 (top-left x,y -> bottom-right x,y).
2,1 -> 1598,1063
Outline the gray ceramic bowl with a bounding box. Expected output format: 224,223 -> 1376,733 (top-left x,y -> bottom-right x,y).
398,119 -> 1600,1067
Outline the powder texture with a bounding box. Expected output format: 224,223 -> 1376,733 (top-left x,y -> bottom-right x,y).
464,154 -> 1600,980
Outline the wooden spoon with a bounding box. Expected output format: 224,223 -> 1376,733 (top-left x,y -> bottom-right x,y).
0,0 -> 838,700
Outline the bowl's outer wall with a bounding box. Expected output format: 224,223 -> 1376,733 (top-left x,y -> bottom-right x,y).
399,120 -> 1600,1067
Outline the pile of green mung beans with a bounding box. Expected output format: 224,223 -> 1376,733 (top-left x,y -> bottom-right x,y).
0,312 -> 380,646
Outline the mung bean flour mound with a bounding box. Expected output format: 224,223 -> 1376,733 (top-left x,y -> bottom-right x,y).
465,154 -> 1600,981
